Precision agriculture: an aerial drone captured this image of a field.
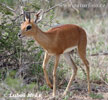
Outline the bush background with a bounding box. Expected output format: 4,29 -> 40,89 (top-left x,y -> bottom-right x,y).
0,0 -> 108,100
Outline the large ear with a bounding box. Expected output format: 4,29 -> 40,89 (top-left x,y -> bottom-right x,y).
25,12 -> 31,22
35,9 -> 43,23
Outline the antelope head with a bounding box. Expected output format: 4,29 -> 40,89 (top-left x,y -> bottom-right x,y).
18,9 -> 43,38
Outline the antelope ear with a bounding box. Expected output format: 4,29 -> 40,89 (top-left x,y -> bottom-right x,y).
25,12 -> 31,22
35,9 -> 43,23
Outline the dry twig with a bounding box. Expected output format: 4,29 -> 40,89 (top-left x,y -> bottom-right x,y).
90,52 -> 108,56
13,0 -> 78,22
99,76 -> 108,86
0,3 -> 16,14
69,0 -> 79,13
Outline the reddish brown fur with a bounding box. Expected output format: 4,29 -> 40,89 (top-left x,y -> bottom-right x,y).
21,21 -> 87,55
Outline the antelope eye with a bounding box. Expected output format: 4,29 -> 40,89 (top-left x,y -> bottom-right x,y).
26,25 -> 32,31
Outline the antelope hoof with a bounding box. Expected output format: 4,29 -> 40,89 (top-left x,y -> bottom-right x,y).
53,93 -> 56,97
49,85 -> 53,89
48,83 -> 53,89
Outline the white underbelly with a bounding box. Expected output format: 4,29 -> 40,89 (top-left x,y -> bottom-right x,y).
63,46 -> 77,53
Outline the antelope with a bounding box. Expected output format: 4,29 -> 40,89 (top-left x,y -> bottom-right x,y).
18,9 -> 90,97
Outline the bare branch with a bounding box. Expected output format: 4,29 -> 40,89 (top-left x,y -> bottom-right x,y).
12,0 -> 69,22
44,0 -> 68,13
100,76 -> 108,86
69,0 -> 79,13
12,14 -> 23,22
0,3 -> 16,14
90,52 -> 108,56
13,0 -> 80,22
18,0 -> 24,6
100,71 -> 108,86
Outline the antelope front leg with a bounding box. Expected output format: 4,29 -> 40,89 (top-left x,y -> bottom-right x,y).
53,55 -> 60,97
42,52 -> 53,89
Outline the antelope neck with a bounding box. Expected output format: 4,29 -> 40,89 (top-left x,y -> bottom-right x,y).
33,25 -> 50,49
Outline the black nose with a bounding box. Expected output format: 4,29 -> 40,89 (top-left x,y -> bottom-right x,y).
18,32 -> 22,38
18,34 -> 21,37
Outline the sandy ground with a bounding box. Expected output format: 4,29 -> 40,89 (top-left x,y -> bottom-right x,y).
33,81 -> 108,100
